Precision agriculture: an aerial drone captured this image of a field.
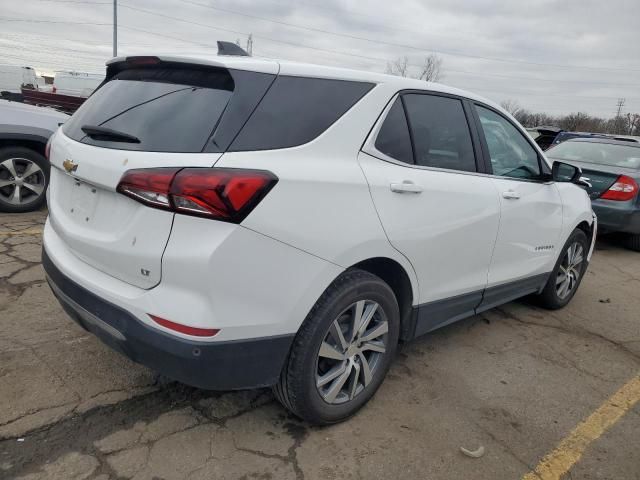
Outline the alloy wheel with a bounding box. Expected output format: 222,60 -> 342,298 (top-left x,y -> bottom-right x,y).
556,242 -> 584,299
315,300 -> 388,405
0,158 -> 46,206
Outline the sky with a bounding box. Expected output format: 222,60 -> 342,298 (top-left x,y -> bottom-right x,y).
0,0 -> 639,118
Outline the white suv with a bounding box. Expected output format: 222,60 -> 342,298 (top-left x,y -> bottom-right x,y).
44,55 -> 596,424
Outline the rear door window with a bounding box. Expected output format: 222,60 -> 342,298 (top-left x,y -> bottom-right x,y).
402,94 -> 477,172
229,76 -> 374,151
63,67 -> 235,153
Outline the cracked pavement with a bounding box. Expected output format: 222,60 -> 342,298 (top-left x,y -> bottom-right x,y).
1,209 -> 639,479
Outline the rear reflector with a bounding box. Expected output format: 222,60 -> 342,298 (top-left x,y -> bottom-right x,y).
116,168 -> 277,223
600,175 -> 638,201
149,314 -> 219,337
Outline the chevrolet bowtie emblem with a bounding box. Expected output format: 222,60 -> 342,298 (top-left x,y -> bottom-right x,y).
63,159 -> 78,173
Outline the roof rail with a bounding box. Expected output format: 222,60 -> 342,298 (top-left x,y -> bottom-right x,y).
217,41 -> 250,57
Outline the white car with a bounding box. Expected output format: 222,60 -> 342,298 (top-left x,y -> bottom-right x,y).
0,100 -> 69,212
44,55 -> 596,424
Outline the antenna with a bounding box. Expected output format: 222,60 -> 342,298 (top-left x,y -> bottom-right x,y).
217,41 -> 250,57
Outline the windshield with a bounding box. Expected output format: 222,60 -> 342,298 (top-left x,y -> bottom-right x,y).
548,141 -> 640,169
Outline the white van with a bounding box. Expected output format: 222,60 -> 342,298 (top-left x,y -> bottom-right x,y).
0,65 -> 38,94
53,71 -> 104,97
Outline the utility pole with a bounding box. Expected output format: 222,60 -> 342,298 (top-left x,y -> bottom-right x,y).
615,98 -> 626,134
246,34 -> 253,56
616,98 -> 626,118
113,0 -> 118,57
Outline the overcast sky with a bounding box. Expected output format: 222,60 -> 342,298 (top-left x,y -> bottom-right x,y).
1,0 -> 639,117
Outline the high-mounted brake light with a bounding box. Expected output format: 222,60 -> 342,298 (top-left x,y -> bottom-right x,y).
600,175 -> 638,201
125,56 -> 161,66
149,314 -> 219,337
116,168 -> 278,223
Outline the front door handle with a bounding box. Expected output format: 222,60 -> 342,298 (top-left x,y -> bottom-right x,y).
502,190 -> 520,200
390,181 -> 423,194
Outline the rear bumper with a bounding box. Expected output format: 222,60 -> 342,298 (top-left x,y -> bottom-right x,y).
43,249 -> 294,390
592,201 -> 640,234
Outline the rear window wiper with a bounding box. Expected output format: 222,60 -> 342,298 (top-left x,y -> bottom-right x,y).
81,125 -> 141,143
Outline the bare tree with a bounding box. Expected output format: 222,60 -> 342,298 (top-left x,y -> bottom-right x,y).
626,113 -> 640,135
417,54 -> 443,82
500,99 -> 524,118
386,56 -> 410,77
386,54 -> 443,82
486,103 -> 640,134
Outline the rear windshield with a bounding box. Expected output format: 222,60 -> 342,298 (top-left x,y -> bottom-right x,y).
63,67 -> 234,152
548,141 -> 640,169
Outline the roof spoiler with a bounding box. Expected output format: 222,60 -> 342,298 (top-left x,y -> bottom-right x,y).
217,41 -> 250,57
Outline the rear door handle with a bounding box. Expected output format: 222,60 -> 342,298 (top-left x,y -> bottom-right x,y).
390,182 -> 423,194
502,190 -> 520,200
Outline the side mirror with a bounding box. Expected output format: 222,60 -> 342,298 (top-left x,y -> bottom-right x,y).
552,161 -> 582,183
552,161 -> 592,188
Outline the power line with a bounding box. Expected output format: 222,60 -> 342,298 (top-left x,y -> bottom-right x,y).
0,17 -> 110,25
0,53 -> 102,73
25,0 -> 110,4
5,8 -> 638,106
117,3 -> 640,90
455,85 -> 640,101
119,25 -> 215,48
4,43 -> 110,62
0,31 -> 154,47
176,0 -> 640,73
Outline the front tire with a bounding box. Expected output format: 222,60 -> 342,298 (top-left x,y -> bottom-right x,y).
536,229 -> 589,309
274,269 -> 400,425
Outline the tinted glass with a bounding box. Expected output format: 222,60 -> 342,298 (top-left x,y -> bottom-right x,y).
403,94 -> 476,172
476,106 -> 541,179
63,67 -> 234,152
374,98 -> 413,164
548,141 -> 640,169
230,76 -> 373,151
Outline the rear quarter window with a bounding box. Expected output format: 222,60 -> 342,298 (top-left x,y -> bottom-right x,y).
229,76 -> 374,151
374,97 -> 413,164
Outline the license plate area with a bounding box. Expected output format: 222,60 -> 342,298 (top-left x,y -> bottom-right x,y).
66,177 -> 100,225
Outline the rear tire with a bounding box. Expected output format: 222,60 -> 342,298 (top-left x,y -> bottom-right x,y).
273,269 -> 400,425
0,146 -> 49,213
536,229 -> 589,310
624,233 -> 640,252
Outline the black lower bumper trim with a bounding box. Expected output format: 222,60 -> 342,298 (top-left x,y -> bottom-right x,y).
42,248 -> 294,390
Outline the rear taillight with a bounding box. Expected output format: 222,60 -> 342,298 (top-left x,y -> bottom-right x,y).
600,175 -> 638,201
116,168 -> 177,209
116,168 -> 277,223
